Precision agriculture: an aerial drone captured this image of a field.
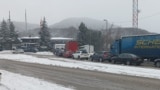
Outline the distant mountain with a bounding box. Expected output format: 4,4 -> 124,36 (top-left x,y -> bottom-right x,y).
9,18 -> 155,39
106,27 -> 154,40
50,17 -> 115,30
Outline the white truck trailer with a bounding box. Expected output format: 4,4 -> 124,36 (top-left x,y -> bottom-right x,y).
79,45 -> 94,56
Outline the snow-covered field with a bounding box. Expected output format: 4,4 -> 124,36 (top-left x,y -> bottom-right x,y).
0,51 -> 160,80
0,70 -> 74,90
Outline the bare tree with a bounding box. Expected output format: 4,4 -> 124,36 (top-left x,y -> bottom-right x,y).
103,24 -> 114,51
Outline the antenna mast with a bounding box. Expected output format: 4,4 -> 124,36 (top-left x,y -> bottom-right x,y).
25,9 -> 28,31
133,0 -> 138,28
8,11 -> 11,23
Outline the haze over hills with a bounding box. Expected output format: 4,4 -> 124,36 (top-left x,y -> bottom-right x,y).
10,17 -> 155,38
50,17 -> 116,30
13,17 -> 113,31
13,21 -> 39,32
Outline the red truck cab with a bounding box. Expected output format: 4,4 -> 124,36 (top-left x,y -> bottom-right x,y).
63,41 -> 78,58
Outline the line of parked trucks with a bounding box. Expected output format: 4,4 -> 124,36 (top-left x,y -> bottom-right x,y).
53,34 -> 160,68
53,41 -> 94,59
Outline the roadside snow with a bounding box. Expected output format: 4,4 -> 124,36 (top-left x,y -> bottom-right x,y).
0,70 -> 74,90
0,52 -> 160,80
32,52 -> 53,55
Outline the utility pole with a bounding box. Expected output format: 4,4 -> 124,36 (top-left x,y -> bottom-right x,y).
133,0 -> 139,28
104,19 -> 108,31
25,9 -> 29,36
103,19 -> 108,50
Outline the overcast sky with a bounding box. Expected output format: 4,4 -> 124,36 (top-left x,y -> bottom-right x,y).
0,0 -> 160,33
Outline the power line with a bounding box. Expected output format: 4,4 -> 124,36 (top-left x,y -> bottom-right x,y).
113,11 -> 160,24
139,12 -> 160,20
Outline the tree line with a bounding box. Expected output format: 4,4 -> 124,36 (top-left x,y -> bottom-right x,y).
0,20 -> 19,50
0,18 -> 111,51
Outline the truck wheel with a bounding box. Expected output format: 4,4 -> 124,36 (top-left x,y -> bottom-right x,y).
86,58 -> 89,60
88,56 -> 91,61
72,55 -> 74,59
99,58 -> 103,62
156,62 -> 160,67
90,57 -> 94,61
78,56 -> 81,60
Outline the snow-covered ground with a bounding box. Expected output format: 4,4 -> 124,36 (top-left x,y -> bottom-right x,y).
33,52 -> 53,55
0,52 -> 160,79
0,70 -> 74,90
0,51 -> 160,80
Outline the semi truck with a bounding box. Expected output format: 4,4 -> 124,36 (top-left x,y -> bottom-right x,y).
53,44 -> 65,56
110,34 -> 160,61
63,41 -> 78,58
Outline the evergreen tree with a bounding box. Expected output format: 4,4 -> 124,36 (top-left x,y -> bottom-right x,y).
9,21 -> 19,43
77,22 -> 89,46
77,22 -> 104,51
0,20 -> 10,41
0,20 -> 11,49
39,17 -> 51,50
90,30 -> 103,51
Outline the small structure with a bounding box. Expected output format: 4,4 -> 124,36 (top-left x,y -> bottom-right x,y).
20,36 -> 74,50
20,37 -> 40,48
51,37 -> 74,44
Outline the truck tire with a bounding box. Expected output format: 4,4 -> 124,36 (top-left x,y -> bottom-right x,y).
91,57 -> 94,61
99,58 -> 103,62
72,55 -> 74,59
156,62 -> 160,67
88,57 -> 92,61
78,56 -> 81,60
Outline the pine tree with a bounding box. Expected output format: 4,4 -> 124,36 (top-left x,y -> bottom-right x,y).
0,20 -> 11,49
77,22 -> 104,51
9,21 -> 19,43
39,17 -> 51,50
0,20 -> 9,40
77,22 -> 89,46
90,30 -> 103,51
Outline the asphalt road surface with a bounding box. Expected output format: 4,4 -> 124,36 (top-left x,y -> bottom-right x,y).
0,59 -> 159,90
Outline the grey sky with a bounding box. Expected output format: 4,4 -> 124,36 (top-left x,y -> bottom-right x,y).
0,0 -> 160,33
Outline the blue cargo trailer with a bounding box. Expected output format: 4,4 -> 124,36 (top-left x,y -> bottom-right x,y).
110,34 -> 160,61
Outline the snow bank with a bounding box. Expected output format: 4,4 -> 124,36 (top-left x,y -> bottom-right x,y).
0,70 -> 74,90
0,53 -> 160,80
33,52 -> 53,55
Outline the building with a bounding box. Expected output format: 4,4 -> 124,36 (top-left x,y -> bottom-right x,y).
20,36 -> 74,49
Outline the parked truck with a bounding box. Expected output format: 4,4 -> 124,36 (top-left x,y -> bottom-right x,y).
110,34 -> 160,61
63,41 -> 78,58
53,44 -> 65,56
79,45 -> 94,56
54,44 -> 65,49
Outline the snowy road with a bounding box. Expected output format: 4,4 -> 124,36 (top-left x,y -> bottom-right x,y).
0,59 -> 160,90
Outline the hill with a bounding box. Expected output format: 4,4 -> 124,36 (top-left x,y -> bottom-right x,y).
10,18 -> 154,39
50,17 -> 115,30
